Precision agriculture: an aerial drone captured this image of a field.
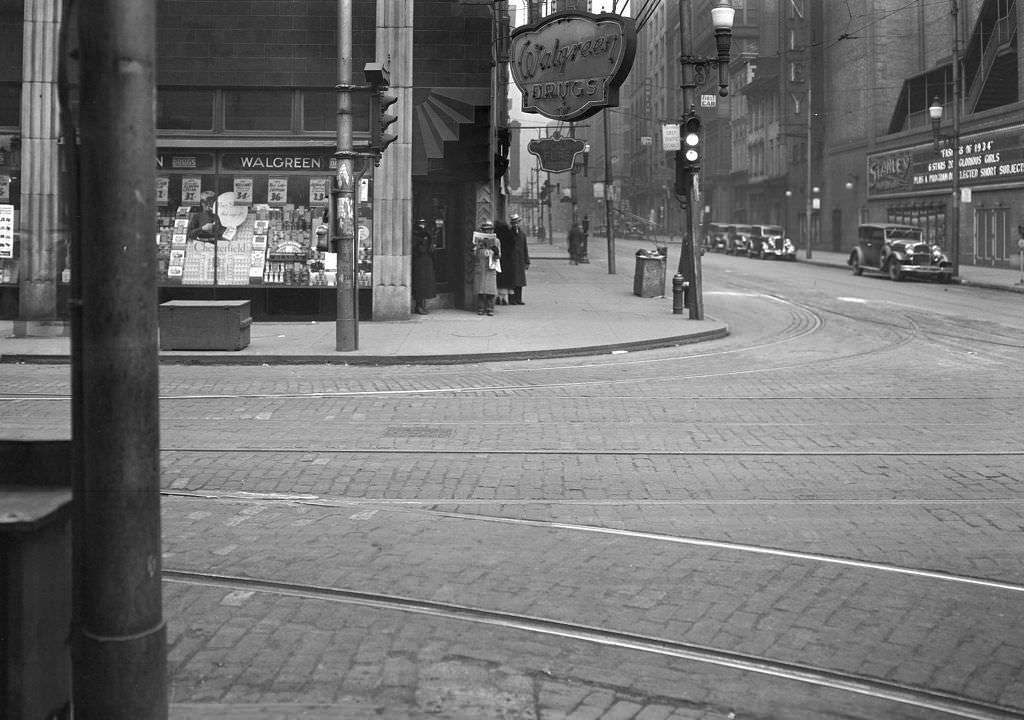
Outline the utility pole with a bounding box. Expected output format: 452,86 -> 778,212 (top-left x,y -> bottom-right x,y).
603,108 -> 617,274
804,76 -> 813,259
73,0 -> 166,716
334,0 -> 357,350
677,0 -> 704,320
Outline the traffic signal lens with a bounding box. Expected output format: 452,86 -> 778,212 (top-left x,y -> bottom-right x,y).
685,132 -> 699,147
684,148 -> 699,162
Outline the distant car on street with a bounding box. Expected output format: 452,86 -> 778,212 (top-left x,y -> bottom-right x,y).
848,223 -> 953,282
746,224 -> 796,260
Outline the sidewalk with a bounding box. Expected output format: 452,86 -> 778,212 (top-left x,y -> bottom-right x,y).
2,240 -> 1021,365
0,240 -> 725,365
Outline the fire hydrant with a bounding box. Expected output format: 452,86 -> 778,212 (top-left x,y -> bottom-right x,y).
672,274 -> 689,314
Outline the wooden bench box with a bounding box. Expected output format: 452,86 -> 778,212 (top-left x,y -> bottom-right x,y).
159,300 -> 252,351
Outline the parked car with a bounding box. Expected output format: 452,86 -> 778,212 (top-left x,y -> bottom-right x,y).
727,224 -> 754,255
704,222 -> 731,253
848,223 -> 953,282
746,224 -> 796,260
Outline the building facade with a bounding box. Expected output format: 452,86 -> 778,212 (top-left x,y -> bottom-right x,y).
0,0 -> 497,325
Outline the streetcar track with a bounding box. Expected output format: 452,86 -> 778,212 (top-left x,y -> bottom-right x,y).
160,446 -> 1024,456
162,489 -> 1024,594
162,568 -> 1024,720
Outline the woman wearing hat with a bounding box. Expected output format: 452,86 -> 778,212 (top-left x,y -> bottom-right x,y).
411,218 -> 436,315
472,220 -> 500,316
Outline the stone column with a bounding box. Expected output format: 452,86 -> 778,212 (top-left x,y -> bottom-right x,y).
16,0 -> 64,336
372,2 -> 414,319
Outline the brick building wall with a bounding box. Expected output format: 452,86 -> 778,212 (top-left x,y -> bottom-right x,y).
155,0 -> 375,88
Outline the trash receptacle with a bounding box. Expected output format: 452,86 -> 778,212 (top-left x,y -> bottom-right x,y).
633,250 -> 666,297
1,440 -> 72,720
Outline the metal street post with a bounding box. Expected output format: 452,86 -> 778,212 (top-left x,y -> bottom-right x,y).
74,0 -> 166,716
928,1 -> 962,281
804,76 -> 813,259
603,109 -> 616,274
335,0 -> 357,350
950,0 -> 962,280
676,0 -> 734,320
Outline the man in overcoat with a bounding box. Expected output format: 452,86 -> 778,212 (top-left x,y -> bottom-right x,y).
499,213 -> 530,305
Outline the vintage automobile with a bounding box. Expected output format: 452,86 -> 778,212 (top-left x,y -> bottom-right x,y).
848,223 -> 953,282
704,222 -> 732,253
727,224 -> 754,255
746,224 -> 796,260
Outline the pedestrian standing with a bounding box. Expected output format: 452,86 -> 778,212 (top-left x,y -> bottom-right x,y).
568,222 -> 585,264
505,213 -> 530,304
411,218 -> 436,315
472,220 -> 500,316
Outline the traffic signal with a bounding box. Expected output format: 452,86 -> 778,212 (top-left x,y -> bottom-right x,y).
682,114 -> 701,170
674,114 -> 702,195
365,61 -> 398,160
370,90 -> 398,157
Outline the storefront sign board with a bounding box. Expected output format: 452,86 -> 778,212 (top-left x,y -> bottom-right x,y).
0,204 -> 12,258
528,133 -> 586,172
868,124 -> 1024,197
510,11 -> 637,122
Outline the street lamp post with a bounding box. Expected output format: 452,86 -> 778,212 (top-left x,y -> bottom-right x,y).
929,94 -> 961,280
676,0 -> 734,321
927,0 -> 962,280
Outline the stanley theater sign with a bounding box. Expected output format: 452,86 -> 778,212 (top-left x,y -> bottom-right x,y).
510,11 -> 637,122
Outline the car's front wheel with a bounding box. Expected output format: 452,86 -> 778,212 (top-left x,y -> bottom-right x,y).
850,257 -> 863,275
887,261 -> 903,281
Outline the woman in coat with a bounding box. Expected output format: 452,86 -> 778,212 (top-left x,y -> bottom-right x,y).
411,218 -> 436,314
472,220 -> 500,316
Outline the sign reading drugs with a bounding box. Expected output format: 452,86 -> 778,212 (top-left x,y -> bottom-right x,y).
510,11 -> 637,122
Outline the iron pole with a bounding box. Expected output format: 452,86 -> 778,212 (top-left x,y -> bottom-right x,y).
74,0 -> 166,716
603,109 -> 616,274
951,0 -> 961,279
335,0 -> 357,350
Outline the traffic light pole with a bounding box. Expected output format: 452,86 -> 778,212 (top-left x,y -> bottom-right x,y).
677,0 -> 704,320
335,0 -> 357,350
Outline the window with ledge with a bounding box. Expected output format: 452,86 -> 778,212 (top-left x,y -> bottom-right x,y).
303,89 -> 370,133
157,88 -> 214,131
0,83 -> 20,127
224,89 -> 292,132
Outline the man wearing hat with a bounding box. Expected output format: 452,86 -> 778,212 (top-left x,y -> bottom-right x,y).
187,190 -> 225,243
499,212 -> 530,305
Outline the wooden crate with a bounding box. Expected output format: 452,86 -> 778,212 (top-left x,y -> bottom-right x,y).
159,300 -> 252,351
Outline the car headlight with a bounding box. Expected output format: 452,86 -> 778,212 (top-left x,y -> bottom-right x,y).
931,245 -> 948,261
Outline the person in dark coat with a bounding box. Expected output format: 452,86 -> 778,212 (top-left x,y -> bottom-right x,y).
411,218 -> 436,315
568,222 -> 585,264
495,219 -> 515,305
500,213 -> 530,304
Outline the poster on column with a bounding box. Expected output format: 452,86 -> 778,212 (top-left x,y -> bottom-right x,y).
181,176 -> 201,206
268,177 -> 287,206
310,178 -> 329,207
233,177 -> 253,206
156,177 -> 170,206
0,204 -> 13,258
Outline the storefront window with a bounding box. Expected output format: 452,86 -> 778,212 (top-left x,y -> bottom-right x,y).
0,83 -> 19,127
154,149 -> 364,290
225,89 -> 292,132
303,89 -> 371,133
157,88 -> 215,131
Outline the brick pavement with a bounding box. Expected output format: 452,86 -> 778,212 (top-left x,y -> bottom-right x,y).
5,245 -> 1024,718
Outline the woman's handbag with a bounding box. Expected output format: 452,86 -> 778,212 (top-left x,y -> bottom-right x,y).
489,255 -> 502,273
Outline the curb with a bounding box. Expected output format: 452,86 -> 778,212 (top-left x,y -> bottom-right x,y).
0,326 -> 729,366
